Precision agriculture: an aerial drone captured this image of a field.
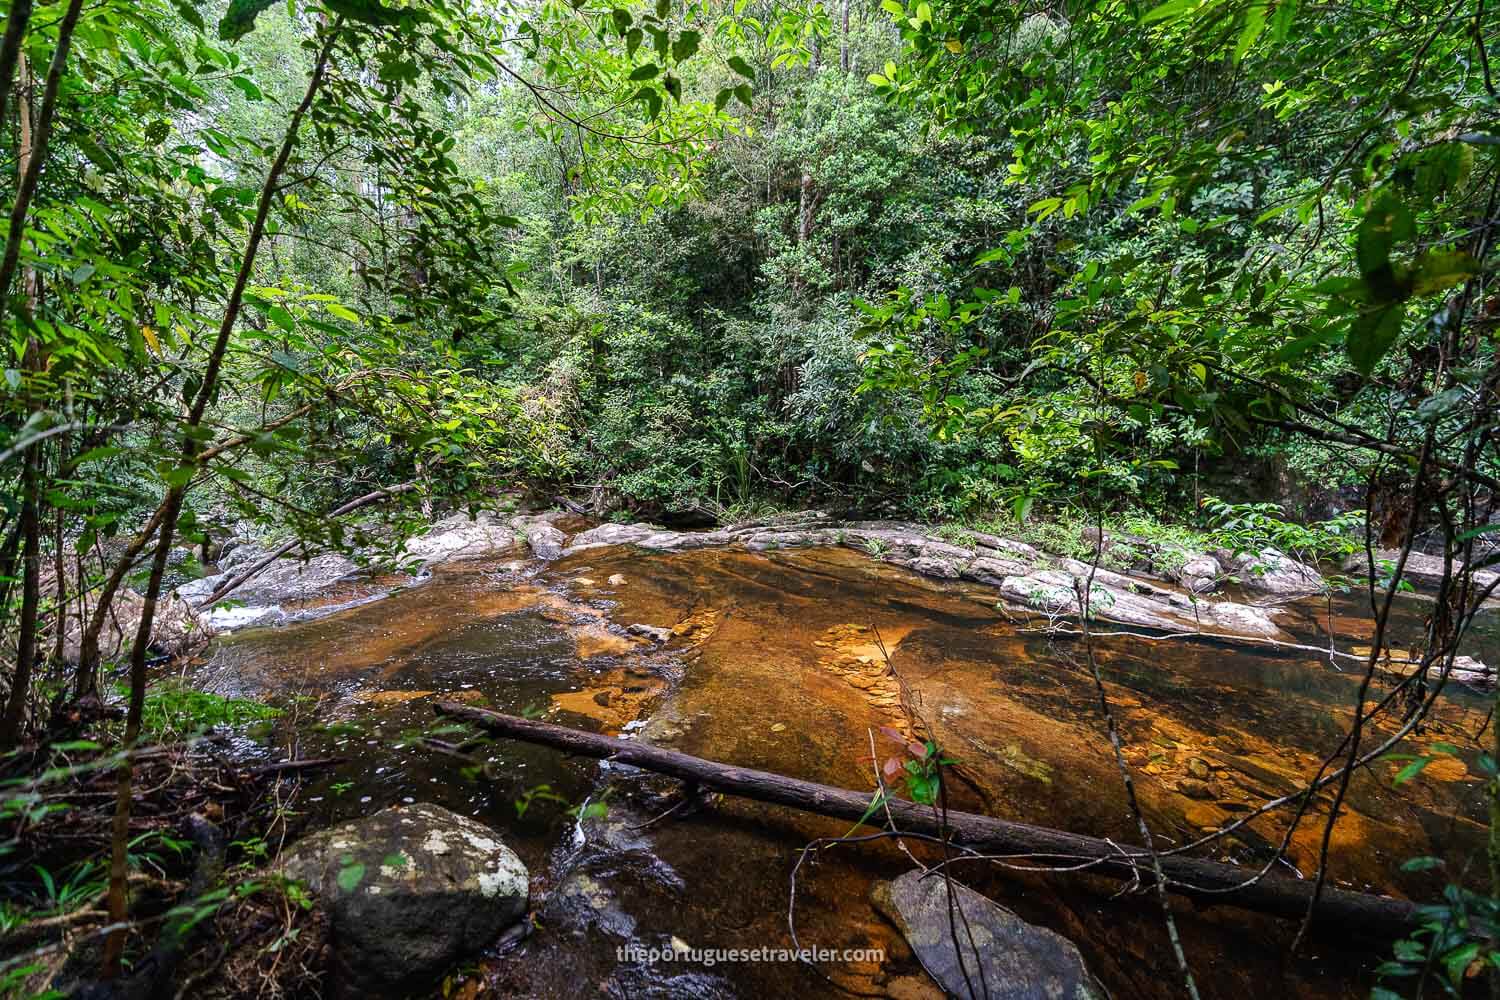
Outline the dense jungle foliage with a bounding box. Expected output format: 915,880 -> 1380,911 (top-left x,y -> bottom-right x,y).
1,0 -> 1493,540
1,0 -> 1499,993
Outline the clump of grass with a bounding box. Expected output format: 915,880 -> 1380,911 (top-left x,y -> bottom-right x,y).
117,681 -> 282,741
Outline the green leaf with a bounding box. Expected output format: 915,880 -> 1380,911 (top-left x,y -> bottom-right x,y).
629,63 -> 660,80
671,30 -> 699,62
163,465 -> 196,488
322,0 -> 405,28
229,75 -> 263,100
268,305 -> 296,332
1268,0 -> 1297,41
1233,3 -> 1267,62
1410,250 -> 1477,296
714,87 -> 732,111
610,8 -> 631,34
662,72 -> 682,102
632,87 -> 663,119
1141,0 -> 1196,24
727,55 -> 755,79
1346,300 -> 1405,375
1408,142 -> 1474,201
218,0 -> 278,40
626,27 -> 643,56
1392,753 -> 1433,785
1356,190 -> 1414,282
655,0 -> 669,17
326,303 -> 360,323
69,263 -> 96,285
336,861 -> 366,892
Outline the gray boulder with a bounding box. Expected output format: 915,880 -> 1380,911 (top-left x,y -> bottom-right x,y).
873,870 -> 1106,999
278,802 -> 529,995
403,510 -> 523,567
1215,547 -> 1324,596
176,548 -> 360,606
510,513 -> 567,560
1175,553 -> 1222,594
1342,549 -> 1500,594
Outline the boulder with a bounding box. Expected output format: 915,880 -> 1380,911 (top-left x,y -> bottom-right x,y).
1215,547 -> 1324,597
58,590 -> 199,665
175,548 -> 360,606
565,522 -> 667,553
510,513 -> 567,560
1175,553 -> 1222,594
278,802 -> 528,995
872,870 -> 1106,1000
627,623 -> 674,643
1343,549 -> 1500,594
1452,655 -> 1495,689
403,510 -> 522,567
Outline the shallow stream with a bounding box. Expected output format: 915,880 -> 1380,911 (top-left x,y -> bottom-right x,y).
198,542 -> 1500,999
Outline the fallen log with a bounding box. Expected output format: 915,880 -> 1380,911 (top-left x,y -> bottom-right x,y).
433,701 -> 1420,939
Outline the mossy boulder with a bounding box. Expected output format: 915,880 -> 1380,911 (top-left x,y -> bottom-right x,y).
279,802 -> 528,996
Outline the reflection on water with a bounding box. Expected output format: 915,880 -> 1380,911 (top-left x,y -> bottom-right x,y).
199,543 -> 1500,999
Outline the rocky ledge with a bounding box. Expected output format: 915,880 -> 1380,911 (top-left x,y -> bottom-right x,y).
564,513 -> 1300,642
157,509 -> 1319,648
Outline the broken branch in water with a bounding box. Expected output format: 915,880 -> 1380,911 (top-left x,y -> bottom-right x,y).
431,701 -> 1419,939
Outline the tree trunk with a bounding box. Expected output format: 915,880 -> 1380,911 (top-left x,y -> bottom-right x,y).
799,171 -> 814,245
840,0 -> 850,73
434,702 -> 1420,940
0,0 -> 34,128
1,436 -> 42,746
101,24 -> 344,974
1,55 -> 44,748
52,459 -> 66,665
0,0 -> 84,332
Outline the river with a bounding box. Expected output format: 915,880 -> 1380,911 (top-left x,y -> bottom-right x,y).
196,540 -> 1500,998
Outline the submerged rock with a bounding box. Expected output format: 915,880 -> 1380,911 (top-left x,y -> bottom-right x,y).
278,802 -> 529,995
872,870 -> 1106,999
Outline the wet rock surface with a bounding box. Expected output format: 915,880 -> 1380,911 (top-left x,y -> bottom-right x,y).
278,802 -> 528,995
161,508 -> 1326,650
1342,548 -> 1500,595
567,513 -> 1302,643
176,547 -> 361,607
873,871 -> 1107,1000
